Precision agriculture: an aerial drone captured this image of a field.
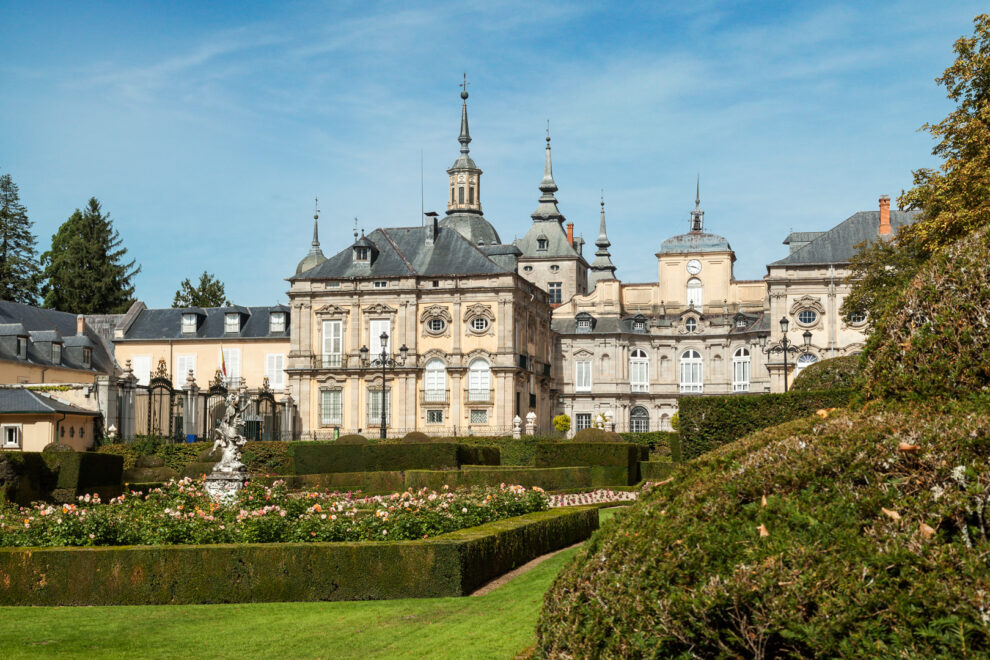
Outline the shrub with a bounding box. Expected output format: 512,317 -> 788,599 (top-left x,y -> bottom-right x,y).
552,414 -> 571,433
791,355 -> 861,391
335,434 -> 370,445
454,435 -> 551,466
402,432 -> 431,444
289,443 -> 499,475
537,397 -> 990,658
863,226 -> 990,400
404,467 -> 591,491
535,443 -> 641,486
678,389 -> 854,459
134,455 -> 165,468
572,428 -> 622,443
618,432 -> 682,462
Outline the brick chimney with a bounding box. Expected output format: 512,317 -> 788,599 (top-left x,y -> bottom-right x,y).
76,314 -> 86,336
878,195 -> 891,236
566,223 -> 574,247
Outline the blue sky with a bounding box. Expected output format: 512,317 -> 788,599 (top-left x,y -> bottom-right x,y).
1,1 -> 984,307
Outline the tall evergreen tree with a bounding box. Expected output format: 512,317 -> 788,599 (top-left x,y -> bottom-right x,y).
0,173 -> 42,304
172,271 -> 228,308
41,198 -> 140,313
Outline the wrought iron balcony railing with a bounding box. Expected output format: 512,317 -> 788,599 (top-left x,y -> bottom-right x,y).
465,388 -> 495,404
420,389 -> 449,404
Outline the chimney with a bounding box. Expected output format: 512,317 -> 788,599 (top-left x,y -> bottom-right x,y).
879,195 -> 891,236
76,314 -> 85,336
566,223 -> 574,246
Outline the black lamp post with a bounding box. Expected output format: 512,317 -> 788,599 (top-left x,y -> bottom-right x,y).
359,332 -> 409,439
760,317 -> 812,393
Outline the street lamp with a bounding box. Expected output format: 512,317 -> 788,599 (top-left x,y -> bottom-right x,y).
359,332 -> 409,439
760,317 -> 812,393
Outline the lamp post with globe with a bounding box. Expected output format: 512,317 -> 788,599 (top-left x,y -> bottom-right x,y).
359,332 -> 409,439
760,317 -> 812,393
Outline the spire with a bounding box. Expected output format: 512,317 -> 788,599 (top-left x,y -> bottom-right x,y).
530,123 -> 565,223
589,193 -> 617,289
690,174 -> 705,231
294,197 -> 328,276
458,73 -> 471,154
445,74 -> 483,216
311,196 -> 321,249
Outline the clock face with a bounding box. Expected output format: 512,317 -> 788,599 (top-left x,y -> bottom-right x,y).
687,259 -> 702,275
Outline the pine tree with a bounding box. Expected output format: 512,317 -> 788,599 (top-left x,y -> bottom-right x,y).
41,198 -> 140,313
172,271 -> 228,308
0,173 -> 43,304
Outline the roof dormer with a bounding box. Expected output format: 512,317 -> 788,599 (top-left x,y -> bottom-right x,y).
0,323 -> 29,360
575,311 -> 596,334
179,308 -> 206,335
353,235 -> 377,266
223,306 -> 250,335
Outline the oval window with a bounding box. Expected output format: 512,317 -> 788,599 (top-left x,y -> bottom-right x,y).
685,318 -> 697,332
428,318 -> 446,333
798,309 -> 818,325
471,317 -> 489,332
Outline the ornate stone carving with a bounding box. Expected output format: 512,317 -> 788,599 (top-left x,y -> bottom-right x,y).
789,295 -> 825,316
420,305 -> 452,337
363,303 -> 397,316
463,303 -> 495,336
315,304 -> 350,317
205,393 -> 248,502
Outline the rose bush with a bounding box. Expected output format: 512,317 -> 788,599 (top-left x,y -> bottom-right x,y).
0,478 -> 547,547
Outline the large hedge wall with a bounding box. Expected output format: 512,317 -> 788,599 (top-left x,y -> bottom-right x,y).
453,435 -> 554,466
289,442 -> 499,475
790,355 -> 860,391
259,471 -> 406,494
0,506 -> 598,605
99,441 -> 293,476
404,467 -> 592,491
0,451 -> 122,505
677,389 -> 854,459
618,432 -> 682,461
863,225 -> 990,400
534,443 -> 642,486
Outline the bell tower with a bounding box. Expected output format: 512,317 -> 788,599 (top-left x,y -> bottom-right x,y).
447,74 -> 483,215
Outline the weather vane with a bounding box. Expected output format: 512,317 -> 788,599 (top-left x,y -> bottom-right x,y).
314,196 -> 320,221
460,73 -> 469,98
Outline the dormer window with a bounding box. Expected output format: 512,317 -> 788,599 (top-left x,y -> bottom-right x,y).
686,317 -> 697,332
181,314 -> 197,333
16,337 -> 26,359
225,313 -> 241,334
576,313 -> 594,334
269,312 -> 286,333
355,246 -> 370,261
82,347 -> 92,368
633,318 -> 647,333
52,343 -> 61,365
537,238 -> 548,251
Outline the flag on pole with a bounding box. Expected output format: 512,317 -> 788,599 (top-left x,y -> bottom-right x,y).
220,346 -> 227,377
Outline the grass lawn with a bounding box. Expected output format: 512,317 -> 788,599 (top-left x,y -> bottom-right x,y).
0,507 -> 623,659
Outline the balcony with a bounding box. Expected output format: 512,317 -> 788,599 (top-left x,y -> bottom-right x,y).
420,389 -> 450,405
465,388 -> 495,404
314,354 -> 347,369
222,377 -> 245,389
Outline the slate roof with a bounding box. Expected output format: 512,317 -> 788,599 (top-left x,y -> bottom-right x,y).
0,388 -> 100,416
770,210 -> 921,266
659,230 -> 733,254
118,306 -> 290,341
291,226 -> 511,280
515,220 -> 584,260
439,212 -> 501,246
0,301 -> 115,374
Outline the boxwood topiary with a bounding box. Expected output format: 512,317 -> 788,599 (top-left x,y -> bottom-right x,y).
572,428 -> 622,443
863,225 -> 990,400
335,434 -> 371,445
790,355 -> 861,391
402,432 -> 431,444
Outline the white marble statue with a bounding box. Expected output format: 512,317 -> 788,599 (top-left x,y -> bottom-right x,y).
211,393 -> 248,474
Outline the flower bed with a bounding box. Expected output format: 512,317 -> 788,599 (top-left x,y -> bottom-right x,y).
0,478 -> 547,547
548,489 -> 638,508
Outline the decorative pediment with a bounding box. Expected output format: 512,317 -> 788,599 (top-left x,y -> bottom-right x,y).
464,303 -> 495,336
364,303 -> 397,316
419,305 -> 452,323
421,348 -> 448,364
317,374 -> 343,387
315,304 -> 350,317
789,295 -> 825,316
420,305 -> 452,338
464,303 -> 494,321
572,349 -> 594,358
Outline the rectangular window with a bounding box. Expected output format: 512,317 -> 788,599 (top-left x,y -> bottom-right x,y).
266,353 -> 286,390
427,410 -> 444,424
368,388 -> 391,425
82,348 -> 91,368
733,359 -> 750,393
327,281 -> 340,288
470,409 -> 488,424
369,319 -> 390,355
269,312 -> 285,333
225,314 -> 240,333
1,424 -> 21,449
52,343 -> 61,365
132,355 -> 152,386
355,247 -> 369,261
631,361 -> 649,393
469,186 -> 475,204
575,360 -> 592,392
548,282 -> 562,305
222,348 -> 241,384
16,337 -> 26,359
322,320 -> 343,367
575,413 -> 592,431
181,314 -> 197,333
374,281 -> 388,288
458,186 -> 464,204
576,319 -> 591,333
175,354 -> 196,386
321,389 -> 342,426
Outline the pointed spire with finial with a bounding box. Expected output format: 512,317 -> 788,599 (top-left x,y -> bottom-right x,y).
446,73 -> 483,215
589,192 -> 617,288
458,73 -> 471,154
530,121 -> 565,224
294,196 -> 328,276
311,196 -> 321,249
690,174 -> 705,231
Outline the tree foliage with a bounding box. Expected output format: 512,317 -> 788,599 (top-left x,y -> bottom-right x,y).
41,198 -> 140,314
172,271 -> 228,308
0,173 -> 42,304
843,14 -> 990,326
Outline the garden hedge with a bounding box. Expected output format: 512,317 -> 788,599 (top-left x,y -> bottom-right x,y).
0,451 -> 122,505
454,435 -> 555,466
790,355 -> 860,391
260,470 -> 406,494
289,443 -> 499,475
677,388 -> 854,459
619,431 -> 682,462
404,467 -> 592,491
534,443 -> 641,486
640,461 -> 674,481
0,506 -> 598,605
99,441 -> 293,476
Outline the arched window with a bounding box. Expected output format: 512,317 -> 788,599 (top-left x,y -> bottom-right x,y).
795,353 -> 818,372
630,349 -> 649,393
679,349 -> 703,393
630,406 -> 649,433
660,413 -> 671,431
424,359 -> 446,402
458,186 -> 465,204
468,359 -> 491,401
686,278 -> 703,308
733,347 -> 751,392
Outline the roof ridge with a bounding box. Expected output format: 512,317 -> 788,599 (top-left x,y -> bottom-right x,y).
377,228 -> 418,275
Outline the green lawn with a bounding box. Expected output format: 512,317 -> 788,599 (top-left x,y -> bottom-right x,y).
0,507 -> 623,660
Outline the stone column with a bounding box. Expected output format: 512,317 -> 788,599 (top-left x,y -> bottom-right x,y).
94,375 -> 116,432
118,361 -> 138,442
183,370 -> 199,440
280,390 -> 295,440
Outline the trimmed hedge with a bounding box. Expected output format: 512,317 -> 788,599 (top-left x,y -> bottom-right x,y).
404,467 -> 591,491
0,506 -> 598,605
640,461 -> 674,481
790,355 -> 860,391
619,432 -> 682,462
260,471 -> 406,494
0,451 -> 122,504
290,443 -> 499,475
452,435 -> 554,466
535,443 -> 641,486
572,428 -> 622,442
99,442 -> 292,476
678,389 -> 855,459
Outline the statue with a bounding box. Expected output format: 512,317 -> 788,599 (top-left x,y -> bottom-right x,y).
204,392 -> 249,501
